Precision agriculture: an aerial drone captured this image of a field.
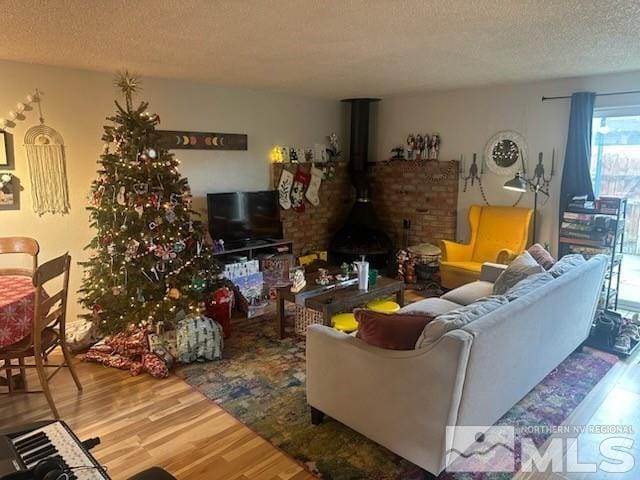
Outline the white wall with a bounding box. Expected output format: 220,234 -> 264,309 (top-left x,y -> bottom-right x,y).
374,71 -> 640,252
0,60 -> 342,320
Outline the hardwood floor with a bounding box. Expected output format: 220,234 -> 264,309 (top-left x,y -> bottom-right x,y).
0,351 -> 315,480
1,321 -> 638,480
515,347 -> 640,480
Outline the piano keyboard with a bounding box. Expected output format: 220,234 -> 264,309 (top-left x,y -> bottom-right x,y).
10,422 -> 109,480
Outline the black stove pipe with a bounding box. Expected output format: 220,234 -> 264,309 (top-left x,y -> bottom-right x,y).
341,98 -> 380,201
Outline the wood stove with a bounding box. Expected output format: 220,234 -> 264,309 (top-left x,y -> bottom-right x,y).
329,98 -> 393,269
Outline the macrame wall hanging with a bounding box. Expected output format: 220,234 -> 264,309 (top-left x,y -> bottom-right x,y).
23,89 -> 70,215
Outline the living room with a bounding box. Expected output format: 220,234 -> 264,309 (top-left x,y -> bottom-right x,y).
0,2 -> 638,480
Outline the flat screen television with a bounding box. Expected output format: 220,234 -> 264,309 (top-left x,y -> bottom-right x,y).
207,190 -> 282,245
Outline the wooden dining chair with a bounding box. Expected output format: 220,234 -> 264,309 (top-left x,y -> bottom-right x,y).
0,252 -> 81,418
0,236 -> 40,277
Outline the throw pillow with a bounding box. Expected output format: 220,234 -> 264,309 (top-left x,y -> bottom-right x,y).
355,309 -> 435,350
415,295 -> 509,348
399,297 -> 462,316
505,272 -> 555,301
441,280 -> 494,306
548,254 -> 586,278
527,243 -> 556,270
493,251 -> 544,295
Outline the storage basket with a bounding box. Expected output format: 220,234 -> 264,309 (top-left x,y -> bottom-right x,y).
294,304 -> 324,335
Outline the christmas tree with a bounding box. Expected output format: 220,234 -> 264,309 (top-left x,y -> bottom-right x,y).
80,72 -> 220,335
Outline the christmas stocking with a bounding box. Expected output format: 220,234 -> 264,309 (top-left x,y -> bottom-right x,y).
278,169 -> 294,209
305,166 -> 323,206
290,167 -> 310,212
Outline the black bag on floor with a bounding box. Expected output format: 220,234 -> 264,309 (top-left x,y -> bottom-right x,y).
591,309 -> 623,347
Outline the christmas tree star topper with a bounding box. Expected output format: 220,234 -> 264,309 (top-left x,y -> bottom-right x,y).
114,70 -> 142,110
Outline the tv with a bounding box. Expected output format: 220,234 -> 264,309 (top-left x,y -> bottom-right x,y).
207,190 -> 283,246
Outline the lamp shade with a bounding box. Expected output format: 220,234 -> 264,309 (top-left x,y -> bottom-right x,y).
503,173 -> 527,193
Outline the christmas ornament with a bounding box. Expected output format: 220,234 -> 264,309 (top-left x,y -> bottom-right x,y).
170,193 -> 182,205
305,166 -> 323,206
147,148 -> 157,159
150,193 -> 160,209
165,210 -> 177,223
174,240 -> 186,253
135,202 -> 144,218
126,239 -> 140,256
277,168 -> 294,210
191,274 -> 207,293
290,167 -> 310,212
116,186 -> 126,205
133,183 -> 148,194
168,288 -> 181,300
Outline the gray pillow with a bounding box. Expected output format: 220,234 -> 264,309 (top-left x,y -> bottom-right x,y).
493,251 -> 544,295
548,254 -> 586,278
415,295 -> 508,348
505,272 -> 555,301
441,280 -> 494,306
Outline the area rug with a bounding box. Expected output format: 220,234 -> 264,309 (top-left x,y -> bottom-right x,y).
177,311 -> 618,480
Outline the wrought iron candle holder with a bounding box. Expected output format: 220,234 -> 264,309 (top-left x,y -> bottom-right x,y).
460,153 -> 483,191
524,149 -> 555,190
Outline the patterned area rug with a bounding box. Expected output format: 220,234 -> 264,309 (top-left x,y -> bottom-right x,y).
177,311 -> 618,480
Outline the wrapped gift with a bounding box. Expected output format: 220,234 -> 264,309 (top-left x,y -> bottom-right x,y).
205,287 -> 233,338
176,314 -> 224,363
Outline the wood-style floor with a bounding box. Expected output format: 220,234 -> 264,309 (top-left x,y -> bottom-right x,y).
0,351 -> 315,480
1,305 -> 638,480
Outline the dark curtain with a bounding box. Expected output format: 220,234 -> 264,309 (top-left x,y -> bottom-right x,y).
560,92 -> 596,216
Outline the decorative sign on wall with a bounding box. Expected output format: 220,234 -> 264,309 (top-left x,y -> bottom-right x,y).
158,130 -> 247,151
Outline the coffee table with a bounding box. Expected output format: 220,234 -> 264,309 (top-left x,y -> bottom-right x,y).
275,274 -> 404,338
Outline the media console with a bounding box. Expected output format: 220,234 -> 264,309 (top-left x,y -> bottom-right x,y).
211,238 -> 293,259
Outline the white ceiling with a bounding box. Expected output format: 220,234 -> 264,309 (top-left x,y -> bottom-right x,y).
2,0 -> 640,98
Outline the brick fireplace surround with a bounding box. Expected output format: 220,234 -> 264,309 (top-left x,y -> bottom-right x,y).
271,160 -> 459,257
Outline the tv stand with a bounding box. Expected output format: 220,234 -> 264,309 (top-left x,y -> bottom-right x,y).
212,238 -> 293,260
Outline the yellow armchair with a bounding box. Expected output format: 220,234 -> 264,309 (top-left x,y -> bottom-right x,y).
440,205 -> 533,289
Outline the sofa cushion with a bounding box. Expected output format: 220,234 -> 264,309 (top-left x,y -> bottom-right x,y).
527,243 -> 556,270
493,251 -> 544,295
354,309 -> 435,350
399,297 -> 461,316
548,254 -> 586,278
505,272 -> 555,301
415,295 -> 509,348
442,280 -> 494,306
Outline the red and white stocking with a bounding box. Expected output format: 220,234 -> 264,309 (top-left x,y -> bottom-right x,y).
290,167 -> 310,212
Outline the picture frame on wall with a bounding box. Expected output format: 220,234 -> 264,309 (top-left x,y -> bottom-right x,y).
0,131 -> 8,166
0,172 -> 19,210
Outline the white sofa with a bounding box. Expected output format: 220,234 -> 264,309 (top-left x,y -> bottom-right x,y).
306,255 -> 607,476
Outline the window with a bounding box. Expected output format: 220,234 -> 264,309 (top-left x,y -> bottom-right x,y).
590,110 -> 640,312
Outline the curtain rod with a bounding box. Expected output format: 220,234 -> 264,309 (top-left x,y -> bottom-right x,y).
541,89 -> 640,101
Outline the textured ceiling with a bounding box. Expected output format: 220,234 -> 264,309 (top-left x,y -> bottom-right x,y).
2,0 -> 640,98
